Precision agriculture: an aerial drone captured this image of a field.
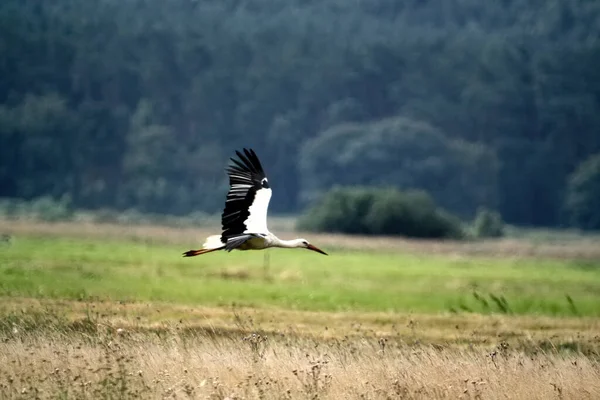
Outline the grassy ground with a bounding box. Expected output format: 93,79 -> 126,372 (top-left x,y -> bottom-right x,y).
1,325 -> 599,399
1,224 -> 600,316
1,219 -> 600,398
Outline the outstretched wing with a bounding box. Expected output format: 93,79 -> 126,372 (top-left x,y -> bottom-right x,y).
220,148 -> 272,243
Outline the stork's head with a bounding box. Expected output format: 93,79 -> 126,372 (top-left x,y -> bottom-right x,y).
296,238 -> 328,255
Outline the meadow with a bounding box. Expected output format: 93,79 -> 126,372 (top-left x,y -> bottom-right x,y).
1,219 -> 600,399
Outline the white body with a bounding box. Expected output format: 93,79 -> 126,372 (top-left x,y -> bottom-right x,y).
201,233 -> 310,251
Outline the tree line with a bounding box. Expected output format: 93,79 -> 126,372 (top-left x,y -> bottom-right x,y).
1,0 -> 599,228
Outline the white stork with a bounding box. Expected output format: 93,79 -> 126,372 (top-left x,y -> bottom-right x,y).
183,148 -> 328,257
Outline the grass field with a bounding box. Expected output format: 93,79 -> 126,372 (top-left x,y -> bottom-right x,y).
1,219 -> 600,398
2,223 -> 600,316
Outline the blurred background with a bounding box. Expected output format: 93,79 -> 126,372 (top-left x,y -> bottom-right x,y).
1,4 -> 600,397
1,0 -> 600,236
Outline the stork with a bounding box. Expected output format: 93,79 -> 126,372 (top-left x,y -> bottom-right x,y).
183,148 -> 328,257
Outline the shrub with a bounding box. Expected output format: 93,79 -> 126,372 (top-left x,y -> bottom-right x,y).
30,195 -> 73,222
472,207 -> 505,238
296,187 -> 376,235
0,195 -> 73,221
565,153 -> 600,230
297,187 -> 464,239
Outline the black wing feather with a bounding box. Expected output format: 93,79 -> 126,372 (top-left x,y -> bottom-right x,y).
235,151 -> 256,173
220,148 -> 269,243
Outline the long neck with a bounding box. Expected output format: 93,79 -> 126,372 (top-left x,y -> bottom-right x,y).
271,236 -> 300,248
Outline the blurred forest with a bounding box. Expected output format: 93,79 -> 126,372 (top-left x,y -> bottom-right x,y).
1,0 -> 600,228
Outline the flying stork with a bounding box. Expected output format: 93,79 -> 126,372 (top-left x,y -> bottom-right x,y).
183,148 -> 328,257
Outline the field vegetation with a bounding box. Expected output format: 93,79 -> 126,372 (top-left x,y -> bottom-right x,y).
1,318 -> 599,399
2,221 -> 600,317
1,219 -> 599,398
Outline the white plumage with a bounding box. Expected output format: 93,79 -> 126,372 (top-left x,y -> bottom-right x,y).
201,235 -> 224,250
244,186 -> 272,235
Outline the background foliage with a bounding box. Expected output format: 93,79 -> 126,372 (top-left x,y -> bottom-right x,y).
565,153 -> 600,231
1,0 -> 600,229
297,187 -> 465,239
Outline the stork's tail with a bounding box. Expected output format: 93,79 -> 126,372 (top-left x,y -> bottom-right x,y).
182,235 -> 225,257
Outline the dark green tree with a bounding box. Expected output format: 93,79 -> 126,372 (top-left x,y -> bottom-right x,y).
1,0 -> 599,226
565,154 -> 600,230
300,116 -> 499,217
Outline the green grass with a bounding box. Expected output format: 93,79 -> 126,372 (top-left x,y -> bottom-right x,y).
1,234 -> 599,316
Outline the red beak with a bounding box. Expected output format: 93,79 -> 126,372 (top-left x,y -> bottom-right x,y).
306,244 -> 328,255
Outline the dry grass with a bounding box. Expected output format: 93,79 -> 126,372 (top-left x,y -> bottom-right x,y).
3,218 -> 600,260
1,300 -> 598,398
1,325 -> 599,399
3,298 -> 600,351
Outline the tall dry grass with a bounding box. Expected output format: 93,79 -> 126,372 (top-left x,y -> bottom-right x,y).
1,327 -> 599,399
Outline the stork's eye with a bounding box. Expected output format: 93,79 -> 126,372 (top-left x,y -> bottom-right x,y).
261,178 -> 270,188
303,241 -> 308,245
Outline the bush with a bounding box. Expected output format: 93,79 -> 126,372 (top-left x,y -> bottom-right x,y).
565,153 -> 600,230
0,196 -> 73,222
297,187 -> 464,239
472,207 -> 505,238
30,195 -> 73,221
